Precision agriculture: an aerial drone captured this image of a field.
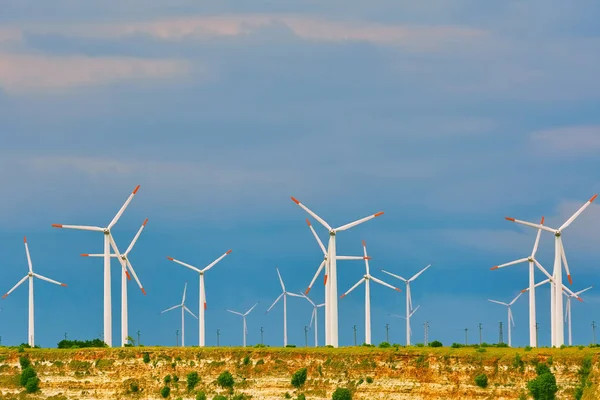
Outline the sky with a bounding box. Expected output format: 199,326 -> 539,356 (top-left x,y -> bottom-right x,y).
0,0 -> 600,349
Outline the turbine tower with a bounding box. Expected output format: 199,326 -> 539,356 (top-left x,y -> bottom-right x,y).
389,306 -> 420,344
161,282 -> 197,347
52,185 -> 142,347
82,218 -> 148,347
266,268 -> 303,346
506,194 -> 597,346
300,293 -> 325,347
227,303 -> 258,347
382,264 -> 431,345
488,292 -> 523,347
167,249 -> 232,347
2,237 -> 67,347
340,241 -> 400,345
491,216 -> 544,347
291,196 -> 384,347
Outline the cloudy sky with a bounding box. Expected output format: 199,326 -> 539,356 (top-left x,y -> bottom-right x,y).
1,0 -> 599,348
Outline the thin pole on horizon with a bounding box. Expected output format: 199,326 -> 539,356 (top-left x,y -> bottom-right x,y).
304,326 -> 308,347
499,322 -> 503,344
137,330 -> 141,347
479,323 -> 483,345
385,324 -> 390,344
424,322 -> 429,346
176,330 -> 179,347
64,333 -> 67,340
260,327 -> 264,345
535,323 -> 539,347
217,329 -> 220,347
593,321 -> 597,346
353,325 -> 357,346
465,328 -> 468,346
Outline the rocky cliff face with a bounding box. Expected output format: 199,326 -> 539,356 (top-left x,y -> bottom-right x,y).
0,346 -> 597,399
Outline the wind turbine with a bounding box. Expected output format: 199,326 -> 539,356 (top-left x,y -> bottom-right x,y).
300,293 -> 325,347
491,216 -> 545,347
389,305 -> 420,344
340,240 -> 400,345
488,292 -> 523,347
167,249 -> 232,347
82,218 -> 148,347
2,237 -> 67,347
227,303 -> 258,347
506,194 -> 597,346
266,268 -> 303,346
381,264 -> 431,346
161,282 -> 197,347
291,196 -> 384,347
52,185 -> 142,347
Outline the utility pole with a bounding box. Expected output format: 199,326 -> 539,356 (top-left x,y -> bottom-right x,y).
499,322 -> 503,344
353,325 -> 357,346
385,324 -> 390,343
424,322 -> 429,346
593,321 -> 597,345
304,326 -> 308,347
176,330 -> 179,347
0,336 -> 2,346
478,323 -> 483,345
535,323 -> 539,347
464,328 -> 468,346
217,329 -> 220,347
137,330 -> 141,347
260,327 -> 264,345
64,332 -> 68,341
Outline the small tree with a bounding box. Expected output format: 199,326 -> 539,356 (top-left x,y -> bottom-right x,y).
143,352 -> 151,363
217,370 -> 234,391
291,368 -> 308,388
19,356 -> 31,369
25,377 -> 40,393
332,387 -> 352,400
187,371 -> 199,391
429,340 -> 443,347
378,342 -> 391,348
475,374 -> 488,388
528,363 -> 558,400
160,386 -> 171,398
196,392 -> 207,400
20,367 -> 37,386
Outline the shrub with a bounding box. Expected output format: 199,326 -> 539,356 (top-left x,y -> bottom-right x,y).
213,396 -> 227,400
173,375 -> 179,383
143,352 -> 151,363
366,377 -> 374,384
528,363 -> 557,400
450,343 -> 463,348
415,343 -> 424,347
164,374 -> 172,384
429,340 -> 443,347
476,347 -> 487,353
578,345 -> 584,350
187,371 -> 199,391
332,387 -> 352,400
496,342 -> 509,348
286,344 -> 297,348
574,356 -> 593,400
524,346 -> 532,352
475,374 -> 488,388
25,377 -> 40,393
242,355 -> 251,366
256,359 -> 265,366
217,370 -> 234,390
57,338 -> 107,349
20,366 -> 37,386
196,392 -> 207,400
129,382 -> 140,393
291,368 -> 308,388
378,342 -> 391,348
19,357 -> 31,369
285,393 -> 292,399
297,394 -> 306,400
160,386 -> 170,398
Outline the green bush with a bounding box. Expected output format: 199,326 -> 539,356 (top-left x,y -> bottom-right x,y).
173,375 -> 179,383
474,374 -> 488,388
366,377 -> 374,384
524,346 -> 532,352
57,338 -> 107,349
187,371 -> 199,391
212,396 -> 227,400
286,344 -> 297,348
242,355 -> 251,366
429,340 -> 443,347
19,356 -> 31,369
414,343 -> 425,347
196,392 -> 207,400
476,348 -> 486,353
291,367 -> 308,388
297,394 -> 306,400
164,374 -> 172,384
25,377 -> 40,393
143,352 -> 151,363
129,382 -> 139,393
20,366 -> 37,386
378,342 -> 391,348
160,386 -> 170,398
450,343 -> 463,348
332,387 -> 352,400
256,359 -> 265,366
217,370 -> 234,390
574,356 -> 593,400
528,363 -> 557,400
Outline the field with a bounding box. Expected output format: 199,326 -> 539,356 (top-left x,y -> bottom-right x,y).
0,345 -> 598,399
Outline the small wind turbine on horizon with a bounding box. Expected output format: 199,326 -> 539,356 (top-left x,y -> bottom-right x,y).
389,305 -> 420,343
2,237 -> 67,347
227,303 -> 258,347
161,282 -> 197,347
300,293 -> 325,347
491,216 -> 545,348
291,196 -> 384,347
52,185 -> 143,347
488,292 -> 523,347
82,218 -> 148,347
505,193 -> 597,347
266,268 -> 303,347
340,240 -> 400,345
167,249 -> 232,347
382,263 -> 431,346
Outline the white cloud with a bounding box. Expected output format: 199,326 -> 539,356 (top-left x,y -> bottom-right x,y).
0,54 -> 190,94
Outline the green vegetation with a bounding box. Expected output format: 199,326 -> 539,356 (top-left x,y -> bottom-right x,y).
217,370 -> 235,390
143,352 -> 151,363
378,342 -> 391,348
527,363 -> 557,400
160,386 -> 170,398
574,355 -> 592,400
57,338 -> 108,349
18,356 -> 40,393
187,371 -> 199,391
212,396 -> 227,400
164,374 -> 172,384
429,340 -> 443,347
332,387 -> 352,400
195,391 -> 207,400
366,377 -> 374,384
242,355 -> 251,365
291,367 -> 308,388
474,373 -> 488,388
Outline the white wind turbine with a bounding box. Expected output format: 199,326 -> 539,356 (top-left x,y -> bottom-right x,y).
266,268 -> 303,347
291,197 -> 384,347
52,185 -> 142,347
491,216 -> 545,347
382,264 -> 431,346
167,249 -> 232,347
3,237 -> 67,347
340,240 -> 400,345
227,303 -> 258,347
488,292 -> 523,347
161,282 -> 197,347
389,305 -> 420,344
82,218 -> 148,347
300,293 -> 325,347
506,194 -> 597,346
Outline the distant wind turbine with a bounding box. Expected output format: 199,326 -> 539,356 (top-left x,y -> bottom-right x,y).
488,292 -> 523,347
266,268 -> 303,346
161,282 -> 197,347
300,292 -> 325,347
227,303 -> 258,347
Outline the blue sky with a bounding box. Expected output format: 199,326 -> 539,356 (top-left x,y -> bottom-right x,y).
1,0 -> 600,348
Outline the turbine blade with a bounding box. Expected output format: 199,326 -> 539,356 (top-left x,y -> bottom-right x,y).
362,241 -> 370,275
184,306 -> 198,319
409,264 -> 432,281
266,293 -> 283,313
166,257 -> 202,274
510,291 -> 523,305
381,269 -> 408,282
126,259 -> 146,295
2,275 -> 29,298
509,309 -> 515,327
33,273 -> 66,287
290,197 -> 332,231
488,299 -> 509,306
305,260 -> 325,295
202,249 -> 232,273
560,239 -> 573,285
407,284 -> 412,310
287,292 -> 303,298
276,268 -> 285,291
182,282 -> 188,304
81,254 -> 118,258
301,292 -> 316,307
336,256 -> 366,260
531,216 -> 545,256
108,234 -> 129,276
409,305 -> 420,318
161,304 -> 180,313
108,185 -> 140,230
533,259 -> 553,281
51,224 -> 104,232
309,309 -> 316,329
244,302 -> 259,316
23,237 -> 33,273
227,309 -> 243,316
340,278 -> 365,299
491,258 -> 529,270
505,217 -> 556,234
575,286 -> 593,296
125,218 -> 148,255
370,276 -> 401,292
559,194 -> 597,231
335,212 -> 384,232
306,219 -> 327,255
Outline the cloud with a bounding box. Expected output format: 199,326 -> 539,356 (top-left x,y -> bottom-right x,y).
530,126 -> 600,156
0,28 -> 22,43
0,54 -> 190,94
